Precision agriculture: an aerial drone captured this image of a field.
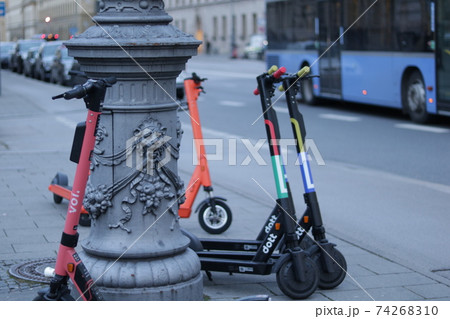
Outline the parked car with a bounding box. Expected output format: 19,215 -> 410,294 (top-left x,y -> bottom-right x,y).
243,34 -> 267,60
66,61 -> 88,87
23,46 -> 40,78
9,39 -> 44,73
35,40 -> 64,82
1,42 -> 15,69
50,44 -> 81,86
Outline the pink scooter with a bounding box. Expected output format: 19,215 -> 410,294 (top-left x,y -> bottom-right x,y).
34,77 -> 116,301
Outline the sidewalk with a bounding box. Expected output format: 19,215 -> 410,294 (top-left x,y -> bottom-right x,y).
1,66 -> 450,301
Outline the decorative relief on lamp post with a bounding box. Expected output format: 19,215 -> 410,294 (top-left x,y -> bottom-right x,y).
84,116 -> 184,233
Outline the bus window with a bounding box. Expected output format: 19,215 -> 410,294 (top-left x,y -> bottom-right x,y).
265,0 -> 444,122
394,0 -> 433,52
267,0 -> 317,50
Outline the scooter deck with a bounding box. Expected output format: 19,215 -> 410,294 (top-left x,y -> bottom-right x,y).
48,184 -> 72,199
199,256 -> 275,275
199,238 -> 263,252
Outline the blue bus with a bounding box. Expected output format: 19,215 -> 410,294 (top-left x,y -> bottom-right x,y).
265,0 -> 450,123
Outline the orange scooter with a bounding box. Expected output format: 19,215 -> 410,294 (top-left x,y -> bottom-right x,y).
178,73 -> 232,234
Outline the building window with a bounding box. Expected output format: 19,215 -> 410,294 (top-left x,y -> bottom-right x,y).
252,13 -> 258,34
213,16 -> 218,41
241,14 -> 247,40
232,14 -> 236,40
222,16 -> 227,41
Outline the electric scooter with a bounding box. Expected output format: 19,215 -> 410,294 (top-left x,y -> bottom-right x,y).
49,173 -> 91,226
178,73 -> 232,234
34,77 -> 116,301
270,66 -> 347,289
182,67 -> 320,300
48,73 -> 232,233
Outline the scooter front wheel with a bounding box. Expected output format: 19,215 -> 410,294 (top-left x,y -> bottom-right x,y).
51,172 -> 69,204
33,287 -> 75,301
313,247 -> 347,290
198,199 -> 232,234
276,256 -> 319,300
33,293 -> 75,301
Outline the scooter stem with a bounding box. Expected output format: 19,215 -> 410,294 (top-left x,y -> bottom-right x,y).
54,110 -> 100,276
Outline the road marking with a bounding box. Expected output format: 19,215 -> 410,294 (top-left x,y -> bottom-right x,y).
395,123 -> 450,134
55,116 -> 78,129
219,100 -> 246,107
273,107 -> 288,114
190,123 -> 246,141
319,113 -> 361,122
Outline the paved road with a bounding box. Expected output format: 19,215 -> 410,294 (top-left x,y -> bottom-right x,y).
0,55 -> 449,302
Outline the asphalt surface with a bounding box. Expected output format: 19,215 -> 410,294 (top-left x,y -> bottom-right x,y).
0,56 -> 450,302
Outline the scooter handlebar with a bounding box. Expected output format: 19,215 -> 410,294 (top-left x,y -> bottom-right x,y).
52,84 -> 86,100
267,65 -> 279,75
102,77 -> 117,86
52,77 -> 117,100
277,66 -> 312,92
190,72 -> 207,84
253,66 -> 287,95
297,66 -> 310,78
273,66 -> 286,79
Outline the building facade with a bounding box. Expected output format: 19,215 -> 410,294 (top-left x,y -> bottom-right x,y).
4,0 -> 97,41
165,0 -> 266,56
3,0 -> 266,56
0,0 -> 8,42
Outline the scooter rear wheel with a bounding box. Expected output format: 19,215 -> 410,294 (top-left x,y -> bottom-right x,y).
276,256 -> 319,300
79,213 -> 91,227
198,199 -> 232,234
51,172 -> 69,204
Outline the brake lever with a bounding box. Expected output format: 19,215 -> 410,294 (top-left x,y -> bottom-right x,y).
196,85 -> 206,94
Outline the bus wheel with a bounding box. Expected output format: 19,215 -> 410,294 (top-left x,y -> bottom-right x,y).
405,71 -> 430,124
300,73 -> 316,105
